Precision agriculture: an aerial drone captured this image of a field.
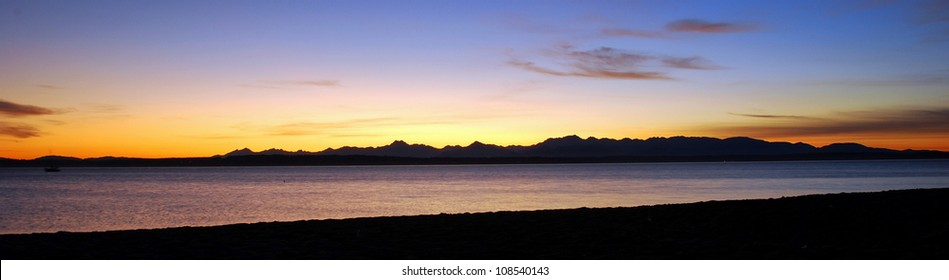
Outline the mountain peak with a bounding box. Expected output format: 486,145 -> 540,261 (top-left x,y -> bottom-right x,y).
819,142 -> 884,154
539,135 -> 586,147
224,148 -> 256,157
390,140 -> 409,147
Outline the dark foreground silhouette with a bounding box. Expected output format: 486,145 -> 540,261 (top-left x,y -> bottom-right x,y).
4,135 -> 946,167
2,188 -> 947,259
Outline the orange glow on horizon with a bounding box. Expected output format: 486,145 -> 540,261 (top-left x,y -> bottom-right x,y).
5,131 -> 947,160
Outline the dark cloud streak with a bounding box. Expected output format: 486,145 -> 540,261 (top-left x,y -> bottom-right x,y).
0,100 -> 57,117
600,18 -> 758,38
0,122 -> 41,138
666,19 -> 757,33
728,112 -> 816,120
600,28 -> 666,38
508,58 -> 671,80
509,44 -> 721,80
713,108 -> 949,138
661,56 -> 722,70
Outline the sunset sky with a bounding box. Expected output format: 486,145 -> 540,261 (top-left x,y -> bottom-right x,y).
2,0 -> 948,159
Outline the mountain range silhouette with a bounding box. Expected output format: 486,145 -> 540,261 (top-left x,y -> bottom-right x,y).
222,135 -> 908,158
3,135 -> 945,167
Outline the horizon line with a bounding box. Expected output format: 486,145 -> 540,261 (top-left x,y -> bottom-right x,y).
6,134 -> 947,161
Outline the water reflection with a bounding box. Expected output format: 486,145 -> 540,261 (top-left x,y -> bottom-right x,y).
0,160 -> 946,233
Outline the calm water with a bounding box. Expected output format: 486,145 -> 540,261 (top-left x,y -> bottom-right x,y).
1,159 -> 946,234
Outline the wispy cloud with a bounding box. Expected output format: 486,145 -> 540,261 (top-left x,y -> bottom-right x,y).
600,18 -> 757,38
261,111 -> 524,138
661,56 -> 722,70
509,44 -> 721,80
86,104 -> 123,113
665,19 -> 758,33
188,134 -> 254,140
0,99 -> 57,117
328,133 -> 386,138
600,28 -> 666,39
508,59 -> 671,80
506,17 -> 752,79
271,79 -> 341,87
509,44 -> 669,80
193,119 -> 387,139
242,79 -> 341,90
728,112 -> 816,120
239,84 -> 286,90
0,122 -> 41,138
710,108 -> 949,138
269,118 -> 399,136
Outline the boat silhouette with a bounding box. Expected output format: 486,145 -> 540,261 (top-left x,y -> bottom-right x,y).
43,149 -> 62,172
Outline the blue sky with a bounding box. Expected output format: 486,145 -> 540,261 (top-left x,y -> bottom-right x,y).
2,0 -> 948,158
